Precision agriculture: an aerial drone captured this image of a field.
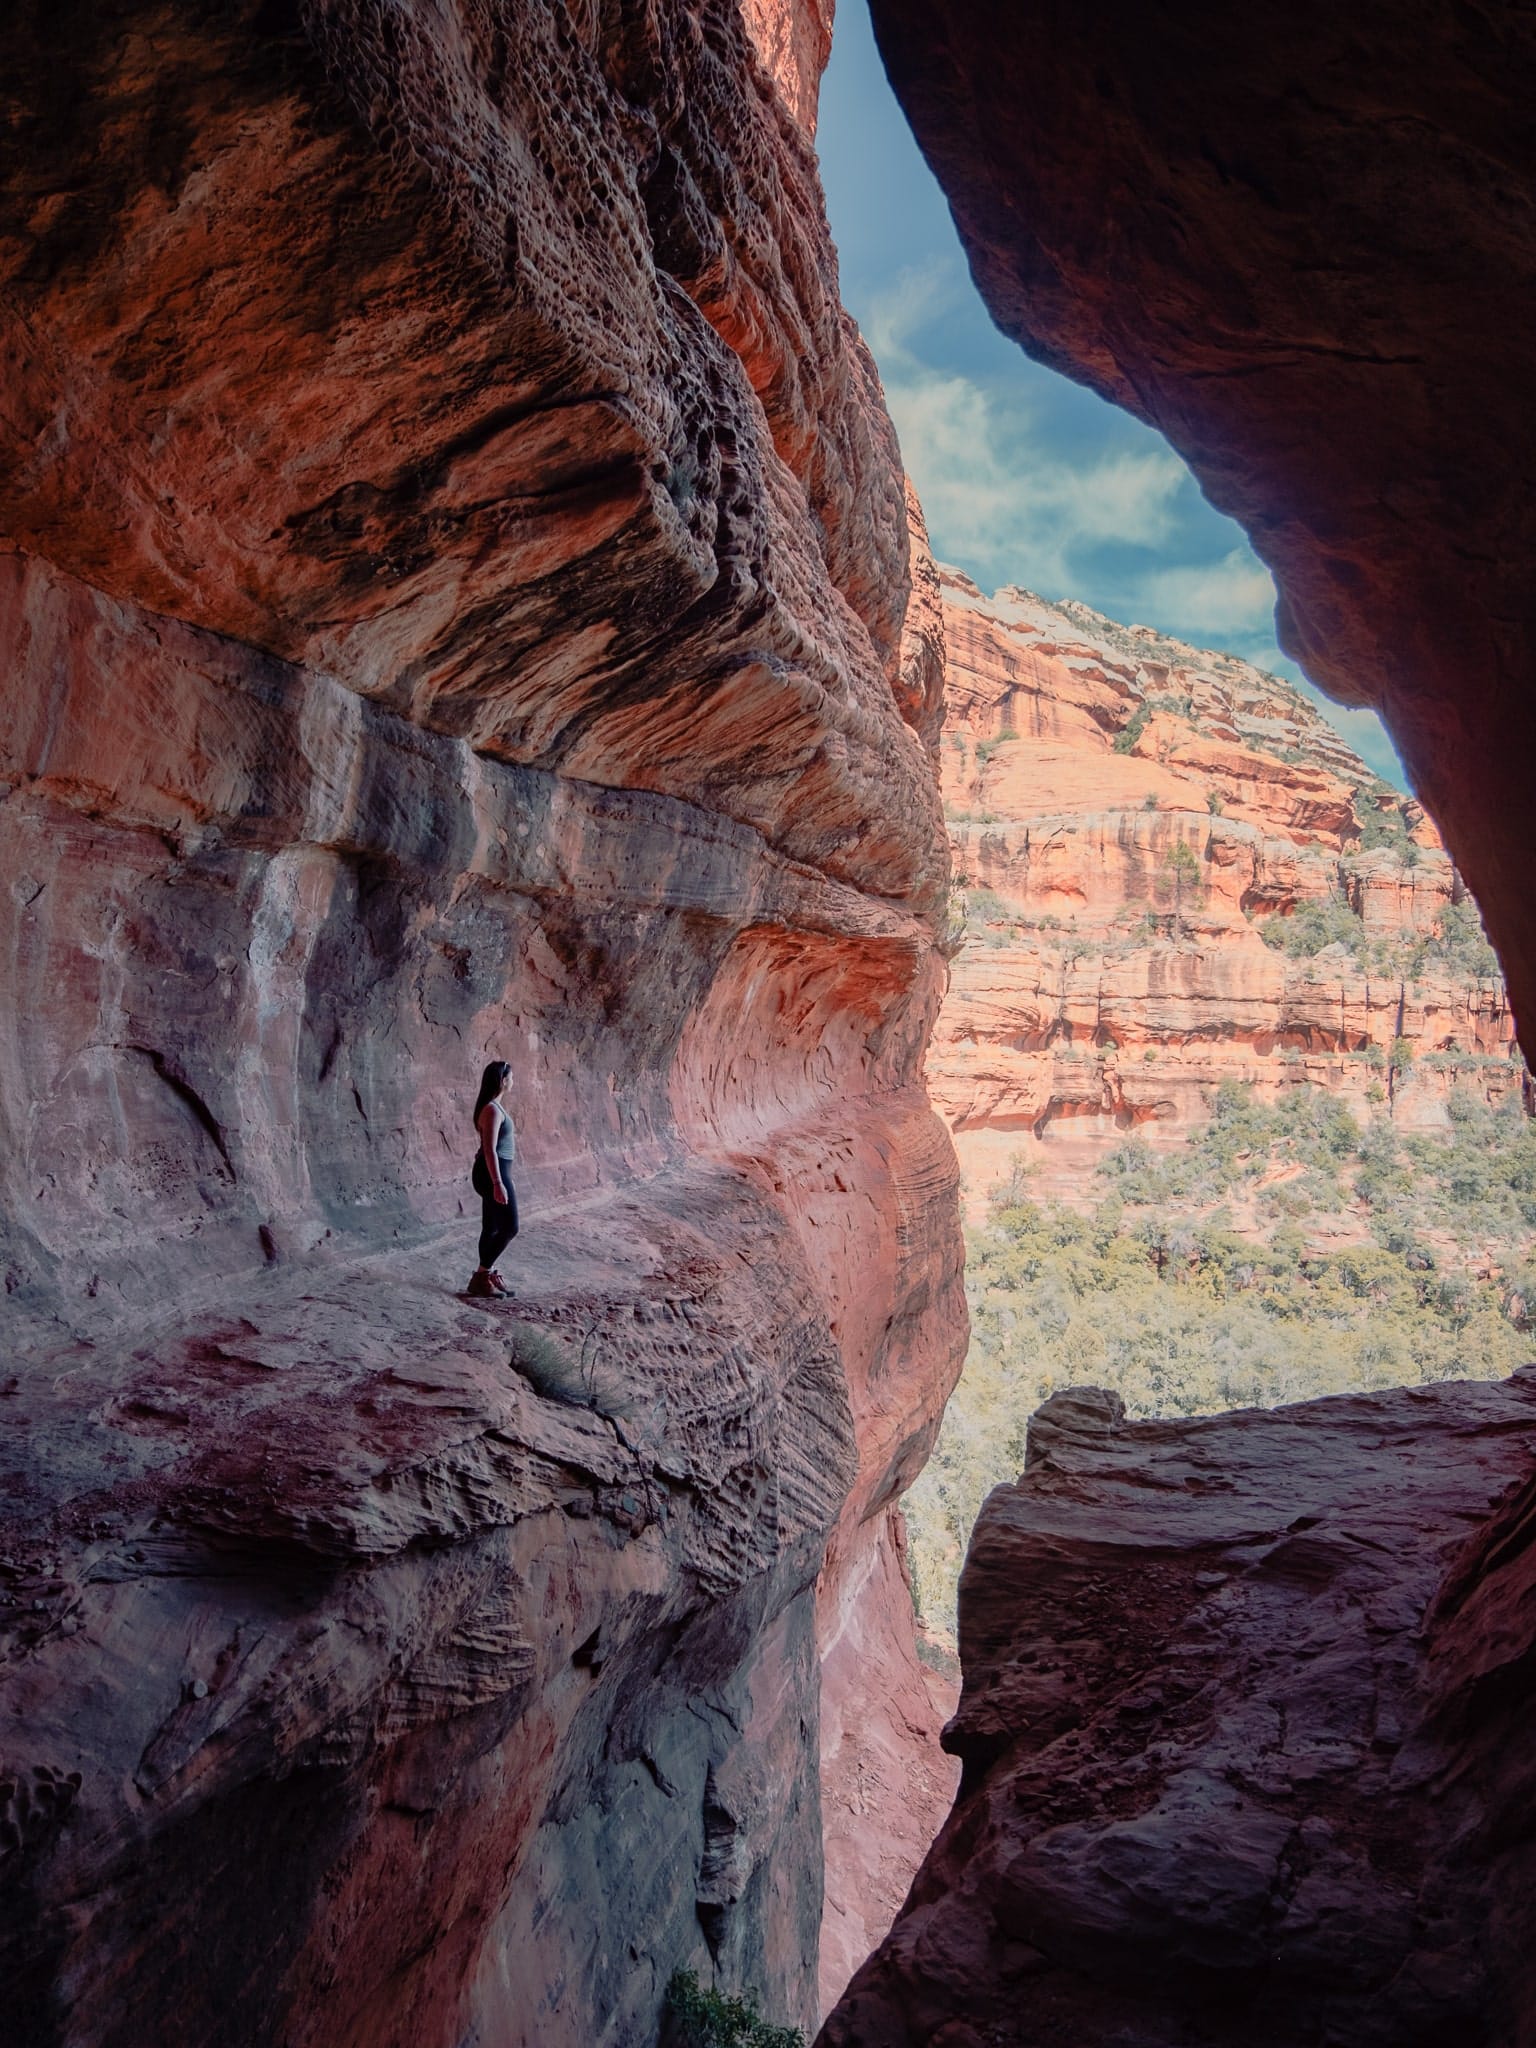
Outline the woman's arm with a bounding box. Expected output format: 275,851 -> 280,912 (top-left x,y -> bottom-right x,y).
477,1104 -> 508,1204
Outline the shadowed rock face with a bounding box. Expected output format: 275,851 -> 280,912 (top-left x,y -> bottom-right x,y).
823,1375 -> 1536,2046
0,3 -> 963,2041
866,0 -> 1536,1054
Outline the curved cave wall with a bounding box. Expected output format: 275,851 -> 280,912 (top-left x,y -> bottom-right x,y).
0,3 -> 964,2042
868,0 -> 1536,1057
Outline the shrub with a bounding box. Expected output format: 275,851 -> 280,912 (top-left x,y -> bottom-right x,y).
991,1155 -> 1040,1212
1257,898 -> 1366,958
1429,900 -> 1501,980
1114,704 -> 1151,754
1163,839 -> 1201,879
904,1158 -> 1534,1639
507,1323 -> 634,1420
663,1970 -> 804,2048
964,887 -> 1011,928
1354,782 -> 1417,857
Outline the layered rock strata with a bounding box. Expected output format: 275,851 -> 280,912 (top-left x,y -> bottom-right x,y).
823,1373 -> 1536,2045
931,573 -> 1523,1201
0,3 -> 963,2041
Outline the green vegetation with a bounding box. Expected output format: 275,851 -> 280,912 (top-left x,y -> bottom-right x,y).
1154,691 -> 1196,720
1256,891 -> 1502,985
1430,900 -> 1501,980
1354,781 -> 1419,860
663,1971 -> 803,2048
1162,839 -> 1201,882
905,1081 -> 1536,1638
963,886 -> 1011,926
1258,897 -> 1366,957
1113,704 -> 1151,754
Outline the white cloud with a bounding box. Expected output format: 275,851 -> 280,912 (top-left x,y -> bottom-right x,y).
886,371 -> 1186,590
861,263 -> 1410,792
1120,550 -> 1279,641
868,265 -> 1188,593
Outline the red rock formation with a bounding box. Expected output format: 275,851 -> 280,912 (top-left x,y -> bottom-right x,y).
822,1374 -> 1536,2045
866,0 -> 1536,1061
740,0 -> 837,135
930,574 -> 1523,1204
0,4 -> 962,2041
816,1507 -> 959,2020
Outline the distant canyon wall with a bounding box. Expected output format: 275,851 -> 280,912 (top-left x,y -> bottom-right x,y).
928,574 -> 1524,1198
0,4 -> 962,2041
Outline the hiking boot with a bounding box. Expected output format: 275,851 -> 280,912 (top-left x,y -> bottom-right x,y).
466,1270 -> 497,1298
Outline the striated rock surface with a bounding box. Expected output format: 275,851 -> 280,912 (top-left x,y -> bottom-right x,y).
0,3 -> 962,2041
930,573 -> 1523,1201
823,1372 -> 1536,2046
816,1506 -> 959,2021
866,0 -> 1536,1057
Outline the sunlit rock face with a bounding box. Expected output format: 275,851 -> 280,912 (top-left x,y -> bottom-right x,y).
868,0 -> 1536,1060
929,574 -> 1523,1194
0,3 -> 964,2041
822,1374 -> 1536,2046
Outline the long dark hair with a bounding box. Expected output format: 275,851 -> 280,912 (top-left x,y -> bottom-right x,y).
473,1060 -> 511,1124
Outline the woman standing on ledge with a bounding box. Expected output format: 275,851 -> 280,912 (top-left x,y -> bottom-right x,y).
467,1059 -> 518,1298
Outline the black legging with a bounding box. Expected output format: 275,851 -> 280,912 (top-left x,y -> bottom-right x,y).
472,1154 -> 519,1267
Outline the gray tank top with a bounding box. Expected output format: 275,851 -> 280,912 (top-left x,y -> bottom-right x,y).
490,1104 -> 515,1167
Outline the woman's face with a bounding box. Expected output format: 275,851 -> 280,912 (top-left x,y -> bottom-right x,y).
499,1069 -> 513,1101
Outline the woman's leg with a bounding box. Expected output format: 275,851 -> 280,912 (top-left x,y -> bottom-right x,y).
484,1182 -> 519,1267
478,1195 -> 502,1270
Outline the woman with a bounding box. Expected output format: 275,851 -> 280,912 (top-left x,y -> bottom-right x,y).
467,1059 -> 518,1298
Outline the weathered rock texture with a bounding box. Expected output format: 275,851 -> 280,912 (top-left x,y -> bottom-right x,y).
817,1506 -> 960,2019
930,573 -> 1524,1198
0,3 -> 963,2041
822,1372 -> 1536,2046
867,0 -> 1536,1063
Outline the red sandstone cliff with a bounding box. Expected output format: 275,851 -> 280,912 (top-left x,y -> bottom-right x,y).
931,573 -> 1524,1206
0,5 -> 962,2042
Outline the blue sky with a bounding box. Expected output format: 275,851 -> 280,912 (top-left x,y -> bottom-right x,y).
816,2 -> 1408,790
